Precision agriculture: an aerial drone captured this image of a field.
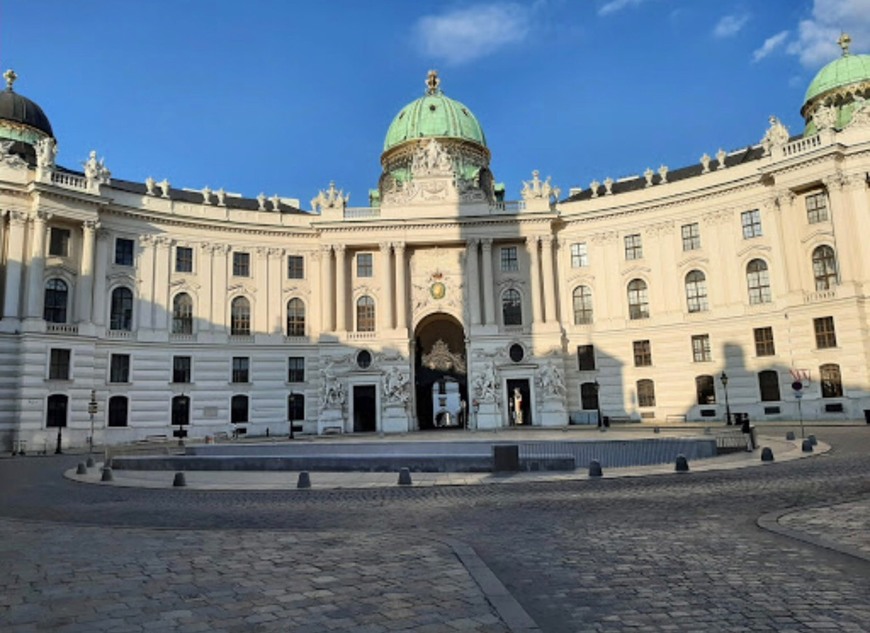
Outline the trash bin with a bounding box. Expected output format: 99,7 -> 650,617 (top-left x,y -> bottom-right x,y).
492,445 -> 520,472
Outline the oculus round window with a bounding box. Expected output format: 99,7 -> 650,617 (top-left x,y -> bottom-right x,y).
357,350 -> 373,369
509,343 -> 524,363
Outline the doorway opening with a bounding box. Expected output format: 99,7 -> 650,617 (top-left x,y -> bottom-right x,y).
506,378 -> 532,426
353,385 -> 377,433
415,313 -> 467,430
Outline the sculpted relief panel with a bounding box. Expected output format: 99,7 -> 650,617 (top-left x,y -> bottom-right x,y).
410,247 -> 466,319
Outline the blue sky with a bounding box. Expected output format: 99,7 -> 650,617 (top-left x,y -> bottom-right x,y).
1,0 -> 868,207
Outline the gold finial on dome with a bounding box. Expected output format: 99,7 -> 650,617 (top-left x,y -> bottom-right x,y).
425,69 -> 440,95
3,69 -> 18,91
838,32 -> 852,56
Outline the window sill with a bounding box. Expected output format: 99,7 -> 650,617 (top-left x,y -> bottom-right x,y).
108,382 -> 132,386
45,378 -> 72,383
170,382 -> 193,386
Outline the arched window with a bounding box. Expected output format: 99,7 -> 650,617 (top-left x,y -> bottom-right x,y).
502,289 -> 522,326
108,395 -> 128,427
627,279 -> 649,319
758,370 -> 781,402
109,287 -> 134,331
637,379 -> 656,407
356,296 -> 375,332
819,363 -> 843,398
172,293 -> 193,334
231,394 -> 249,424
44,279 -> 68,323
286,298 -> 305,337
230,296 -> 250,335
685,270 -> 708,313
746,259 -> 771,304
812,245 -> 838,291
572,286 -> 593,325
46,394 -> 68,428
695,375 -> 716,405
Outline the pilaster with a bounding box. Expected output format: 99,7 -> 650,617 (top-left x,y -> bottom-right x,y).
23,211 -> 50,320
481,239 -> 495,326
1,210 -> 27,321
394,242 -> 408,331
76,219 -> 98,323
466,239 -> 481,326
541,235 -> 557,324
92,229 -> 109,327
319,245 -> 334,333
137,235 -> 155,330
379,242 -> 393,331
527,235 -> 543,325
335,244 -> 347,333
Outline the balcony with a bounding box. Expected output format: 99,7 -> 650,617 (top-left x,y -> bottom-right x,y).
46,323 -> 79,335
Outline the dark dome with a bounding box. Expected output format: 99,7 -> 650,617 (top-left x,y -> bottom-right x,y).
0,86 -> 53,136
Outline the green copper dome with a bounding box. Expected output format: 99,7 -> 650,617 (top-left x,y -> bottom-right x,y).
383,72 -> 486,152
805,52 -> 870,103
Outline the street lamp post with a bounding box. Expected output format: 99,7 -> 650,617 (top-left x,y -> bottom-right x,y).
87,389 -> 98,454
594,380 -> 603,428
472,399 -> 479,432
720,371 -> 732,425
289,392 -> 296,440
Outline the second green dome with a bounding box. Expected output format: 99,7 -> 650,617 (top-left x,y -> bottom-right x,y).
383,73 -> 486,152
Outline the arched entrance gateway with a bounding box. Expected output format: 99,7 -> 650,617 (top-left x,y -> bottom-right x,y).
414,313 -> 468,430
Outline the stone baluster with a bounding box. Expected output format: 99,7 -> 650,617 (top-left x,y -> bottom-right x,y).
527,235 -> 543,325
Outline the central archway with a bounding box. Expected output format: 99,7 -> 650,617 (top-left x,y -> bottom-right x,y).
414,313 -> 468,430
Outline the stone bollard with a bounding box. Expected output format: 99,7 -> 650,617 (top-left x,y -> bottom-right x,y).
761,447 -> 774,462
172,472 -> 187,487
588,460 -> 603,477
76,462 -> 87,475
786,431 -> 796,441
297,471 -> 311,489
86,457 -> 95,468
101,467 -> 114,482
398,467 -> 412,486
675,454 -> 690,473
801,439 -> 814,453
808,434 -> 817,446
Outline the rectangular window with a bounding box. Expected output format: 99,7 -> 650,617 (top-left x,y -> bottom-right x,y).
691,334 -> 711,362
115,238 -> 134,266
232,252 -> 250,277
758,371 -> 781,402
357,252 -> 373,277
570,243 -> 588,268
814,316 -> 837,349
48,349 -> 71,380
231,357 -> 250,383
637,379 -> 656,407
633,340 -> 652,367
109,353 -> 130,383
175,246 -> 193,273
287,255 -> 304,279
754,327 -> 775,356
577,345 -> 596,371
48,227 -> 71,257
287,356 -> 305,383
172,356 -> 192,384
681,223 -> 700,251
741,209 -> 762,238
500,246 -> 518,272
806,191 -> 828,224
624,234 -> 643,260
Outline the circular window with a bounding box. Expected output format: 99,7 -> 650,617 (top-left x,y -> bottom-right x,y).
357,350 -> 373,369
509,343 -> 524,363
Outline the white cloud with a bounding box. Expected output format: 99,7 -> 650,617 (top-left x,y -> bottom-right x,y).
713,13 -> 749,38
415,4 -> 530,65
752,30 -> 789,63
760,0 -> 870,69
598,0 -> 648,17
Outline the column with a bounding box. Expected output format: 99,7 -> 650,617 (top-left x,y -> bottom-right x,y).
198,243 -> 214,332
137,235 -> 155,329
481,239 -> 495,325
211,245 -> 229,332
77,220 -> 98,323
394,242 -> 408,330
526,235 -> 543,325
152,237 -> 171,331
254,247 -> 270,334
379,242 -> 393,330
466,239 -> 481,326
24,211 -> 50,318
319,245 -> 334,332
825,175 -> 859,284
334,245 -> 347,332
92,229 -> 109,327
541,235 -> 557,323
2,210 -> 27,320
269,248 -> 283,334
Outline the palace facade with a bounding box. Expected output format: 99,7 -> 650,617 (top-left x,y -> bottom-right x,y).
2,41 -> 870,450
